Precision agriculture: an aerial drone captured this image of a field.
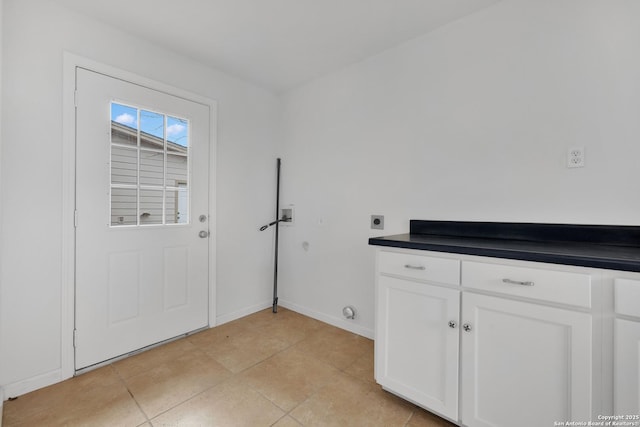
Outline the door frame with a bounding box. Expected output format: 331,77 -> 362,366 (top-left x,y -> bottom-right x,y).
62,52 -> 217,379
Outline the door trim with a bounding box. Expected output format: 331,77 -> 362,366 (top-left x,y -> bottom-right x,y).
62,52 -> 217,379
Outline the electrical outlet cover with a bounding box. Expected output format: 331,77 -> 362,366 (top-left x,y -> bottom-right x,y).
371,215 -> 384,230
567,147 -> 585,168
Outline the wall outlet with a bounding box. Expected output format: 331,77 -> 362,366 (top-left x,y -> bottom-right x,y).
567,147 -> 585,168
371,215 -> 384,230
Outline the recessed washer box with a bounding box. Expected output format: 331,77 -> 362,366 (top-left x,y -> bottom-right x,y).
281,206 -> 294,225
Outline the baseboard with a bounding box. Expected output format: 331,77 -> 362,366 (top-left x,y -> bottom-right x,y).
278,299 -> 374,340
1,369 -> 63,401
0,301 -> 270,404
215,300 -> 272,326
0,301 -> 370,421
212,299 -> 375,340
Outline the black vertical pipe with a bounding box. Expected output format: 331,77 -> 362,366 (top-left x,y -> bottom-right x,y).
273,158 -> 281,313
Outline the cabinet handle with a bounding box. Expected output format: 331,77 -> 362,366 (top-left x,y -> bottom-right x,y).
502,278 -> 534,287
448,321 -> 457,329
463,323 -> 472,332
404,264 -> 426,270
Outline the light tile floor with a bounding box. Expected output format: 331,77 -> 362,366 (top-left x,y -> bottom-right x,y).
3,308 -> 457,427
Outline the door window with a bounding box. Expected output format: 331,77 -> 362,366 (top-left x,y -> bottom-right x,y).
110,103 -> 189,226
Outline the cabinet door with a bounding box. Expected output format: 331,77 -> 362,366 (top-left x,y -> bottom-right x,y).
615,318 -> 640,414
461,293 -> 592,427
376,275 -> 460,420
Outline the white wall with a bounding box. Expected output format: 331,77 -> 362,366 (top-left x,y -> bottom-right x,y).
0,0 -> 281,396
279,0 -> 640,336
3,0 -> 640,399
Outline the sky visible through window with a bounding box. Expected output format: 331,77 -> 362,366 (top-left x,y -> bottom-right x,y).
111,103 -> 188,147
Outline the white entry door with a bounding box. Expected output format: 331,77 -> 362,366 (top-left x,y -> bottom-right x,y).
75,68 -> 211,370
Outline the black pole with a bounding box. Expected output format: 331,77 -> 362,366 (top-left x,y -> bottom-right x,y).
273,158 -> 281,313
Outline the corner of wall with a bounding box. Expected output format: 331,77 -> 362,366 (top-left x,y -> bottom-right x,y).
0,386 -> 4,427
279,299 -> 374,340
215,300 -> 272,326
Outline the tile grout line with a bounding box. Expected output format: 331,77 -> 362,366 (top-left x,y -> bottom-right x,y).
124,344 -> 238,424
224,323 -> 341,426
229,330 -> 313,417
138,326 -> 300,424
111,364 -> 153,426
4,307 -> 452,426
140,374 -> 237,424
121,326 -> 301,425
245,340 -> 375,427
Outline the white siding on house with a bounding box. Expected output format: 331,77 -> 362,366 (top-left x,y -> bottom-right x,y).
167,154 -> 188,186
110,125 -> 188,226
111,187 -> 137,226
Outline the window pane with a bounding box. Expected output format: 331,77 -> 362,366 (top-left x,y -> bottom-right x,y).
140,189 -> 163,225
109,105 -> 191,227
111,146 -> 137,185
167,153 -> 188,187
111,188 -> 137,226
166,187 -> 188,224
167,116 -> 188,148
140,110 -> 164,150
140,150 -> 164,187
111,103 -> 138,147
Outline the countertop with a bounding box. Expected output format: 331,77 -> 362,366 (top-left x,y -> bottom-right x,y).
368,220 -> 640,272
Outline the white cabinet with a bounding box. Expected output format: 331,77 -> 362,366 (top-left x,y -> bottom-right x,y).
378,250 -> 460,285
614,319 -> 640,415
376,275 -> 460,420
375,250 -> 461,420
461,292 -> 592,427
614,278 -> 640,415
375,248 -> 597,426
462,260 -> 592,308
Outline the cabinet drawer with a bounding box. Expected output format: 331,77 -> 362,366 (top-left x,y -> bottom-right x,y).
615,278 -> 640,317
462,261 -> 591,308
378,251 -> 460,285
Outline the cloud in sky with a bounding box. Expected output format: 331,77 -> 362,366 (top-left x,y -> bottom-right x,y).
167,123 -> 186,137
115,113 -> 136,126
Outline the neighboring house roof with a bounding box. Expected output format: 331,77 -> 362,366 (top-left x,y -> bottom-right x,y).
111,121 -> 188,155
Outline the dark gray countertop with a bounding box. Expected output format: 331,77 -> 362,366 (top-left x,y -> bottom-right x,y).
368,221 -> 640,272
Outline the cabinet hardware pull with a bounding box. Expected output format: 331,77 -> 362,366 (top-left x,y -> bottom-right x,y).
448,321 -> 457,329
463,323 -> 472,332
404,264 -> 426,270
502,278 -> 534,287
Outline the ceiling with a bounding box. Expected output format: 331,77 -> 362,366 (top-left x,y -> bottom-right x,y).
54,0 -> 501,93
